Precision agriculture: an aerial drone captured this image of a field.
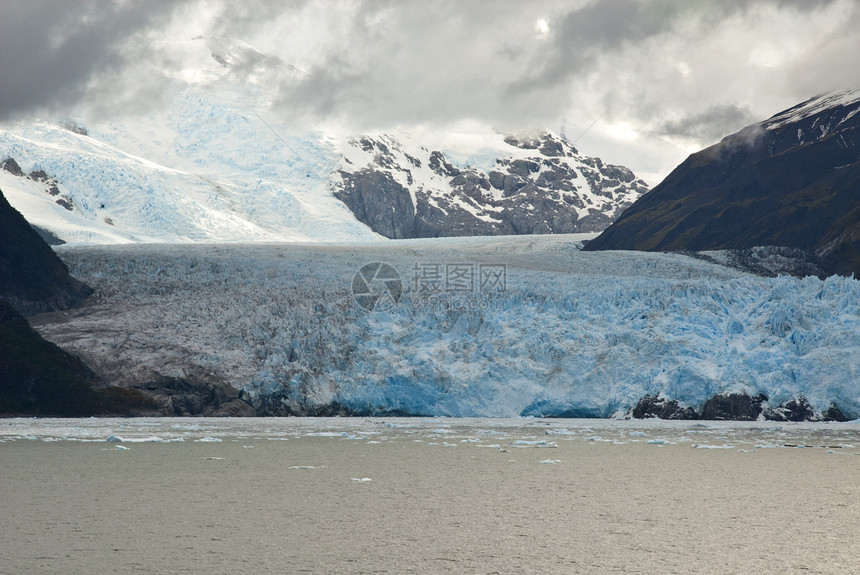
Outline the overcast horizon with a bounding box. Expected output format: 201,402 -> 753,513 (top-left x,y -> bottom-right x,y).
1,0 -> 859,185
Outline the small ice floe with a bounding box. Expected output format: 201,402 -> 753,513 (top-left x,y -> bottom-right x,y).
646,439 -> 672,445
737,449 -> 757,453
755,444 -> 778,449
586,436 -> 604,442
195,437 -> 222,443
461,438 -> 481,443
539,459 -> 561,464
545,428 -> 577,436
511,440 -> 558,448
350,477 -> 372,482
106,435 -> 123,443
691,444 -> 734,449
242,445 -> 255,448
306,431 -> 350,437
289,465 -> 324,470
384,423 -> 418,428
629,431 -> 647,437
431,428 -> 454,434
114,445 -> 129,450
367,440 -> 381,444
201,457 -> 224,460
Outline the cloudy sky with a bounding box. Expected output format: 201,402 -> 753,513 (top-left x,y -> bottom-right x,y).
1,0 -> 859,183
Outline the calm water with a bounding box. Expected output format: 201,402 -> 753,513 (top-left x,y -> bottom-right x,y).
2,417 -> 860,574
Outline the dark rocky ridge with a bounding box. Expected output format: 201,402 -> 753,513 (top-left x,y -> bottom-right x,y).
0,188 -> 90,315
0,299 -> 158,416
585,89 -> 860,278
335,131 -> 648,239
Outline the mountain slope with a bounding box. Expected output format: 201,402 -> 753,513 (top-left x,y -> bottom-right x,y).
584,88 -> 860,277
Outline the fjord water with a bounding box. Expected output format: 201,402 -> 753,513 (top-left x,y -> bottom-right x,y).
2,417 -> 859,574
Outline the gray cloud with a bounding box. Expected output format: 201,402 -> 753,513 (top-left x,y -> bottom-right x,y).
1,0 -> 858,181
657,104 -> 758,143
0,0 -> 181,120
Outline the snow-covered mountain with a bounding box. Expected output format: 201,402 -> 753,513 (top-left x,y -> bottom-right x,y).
0,37 -> 646,245
586,88 -> 860,278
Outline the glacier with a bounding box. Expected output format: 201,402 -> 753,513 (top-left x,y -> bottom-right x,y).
33,235 -> 860,419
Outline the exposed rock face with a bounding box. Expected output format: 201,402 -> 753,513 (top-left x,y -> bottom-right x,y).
2,157 -> 75,214
631,392 -> 849,421
140,374 -> 256,416
0,188 -> 91,315
585,88 -> 860,278
700,393 -> 767,421
762,397 -> 816,422
334,131 -> 648,239
632,395 -> 698,420
821,403 -> 849,422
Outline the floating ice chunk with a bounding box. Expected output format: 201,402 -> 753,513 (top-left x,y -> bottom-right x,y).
306,431 -> 350,437
545,428 -> 577,436
539,459 -> 561,464
195,437 -> 222,443
629,431 -> 648,437
646,439 -> 671,445
431,428 -> 453,434
511,440 -> 558,447
114,445 -> 129,450
350,477 -> 372,482
106,435 -> 122,443
289,465 -> 323,470
201,457 -> 224,460
691,444 -> 734,449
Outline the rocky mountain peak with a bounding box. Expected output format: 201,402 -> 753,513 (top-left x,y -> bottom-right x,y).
334,130 -> 649,239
